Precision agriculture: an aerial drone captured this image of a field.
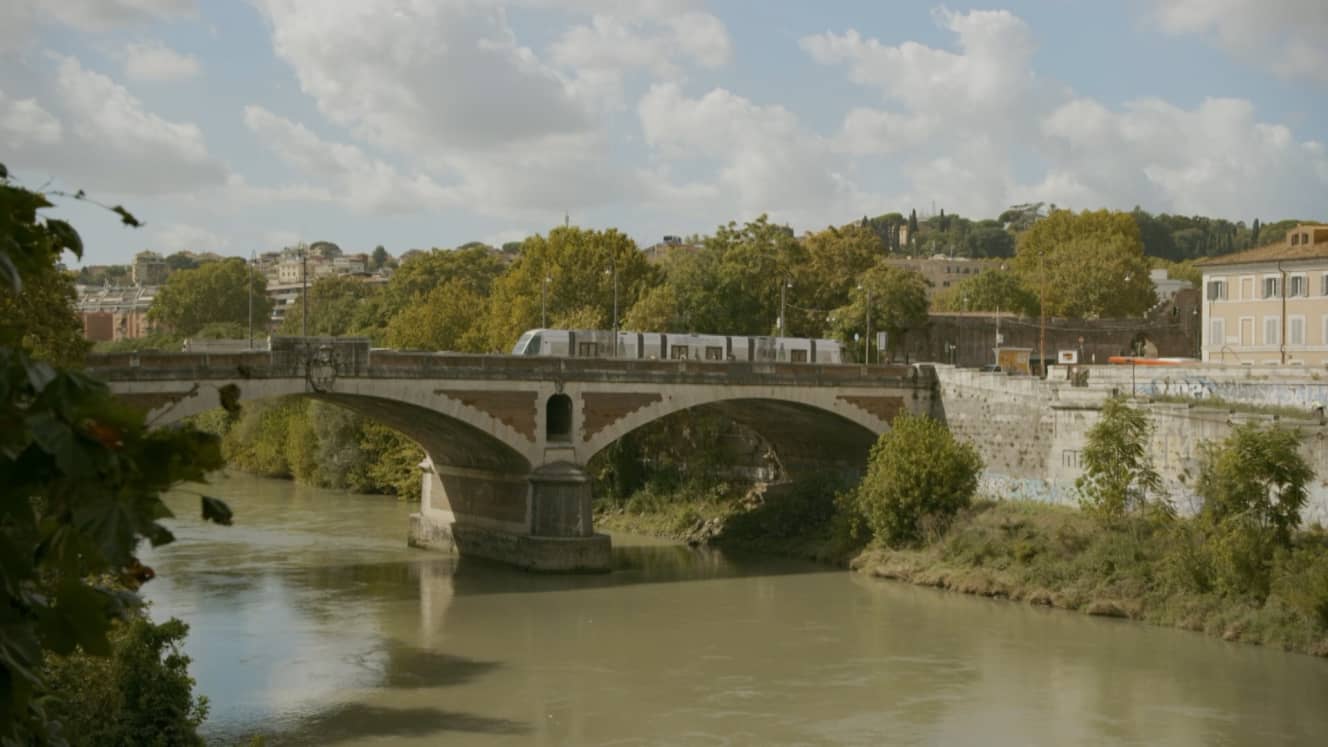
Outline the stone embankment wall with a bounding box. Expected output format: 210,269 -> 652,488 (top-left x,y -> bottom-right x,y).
933,365 -> 1328,525
1076,363 -> 1328,410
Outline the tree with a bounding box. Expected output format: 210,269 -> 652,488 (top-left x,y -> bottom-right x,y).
1076,397 -> 1164,521
907,209 -> 919,244
384,277 -> 489,352
799,224 -> 883,333
279,275 -> 379,337
1251,218 -> 1261,246
149,258 -> 272,336
483,226 -> 659,349
164,252 -> 199,272
963,222 -> 1015,258
999,202 -> 1046,232
380,245 -> 505,321
622,283 -> 682,332
370,245 -> 389,271
1197,424 -> 1311,547
855,413 -> 982,546
932,269 -> 1038,317
1012,209 -> 1155,319
0,165 -> 230,741
827,264 -> 929,362
0,260 -> 87,368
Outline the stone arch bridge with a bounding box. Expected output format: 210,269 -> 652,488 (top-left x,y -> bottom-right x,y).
87,338 -> 937,571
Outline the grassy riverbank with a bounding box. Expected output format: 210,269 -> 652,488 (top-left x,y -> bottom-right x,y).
853,500 -> 1328,657
598,487 -> 1328,657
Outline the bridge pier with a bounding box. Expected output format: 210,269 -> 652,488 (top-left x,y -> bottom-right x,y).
409,457 -> 611,573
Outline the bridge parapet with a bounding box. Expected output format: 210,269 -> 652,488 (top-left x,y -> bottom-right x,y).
86,348 -> 934,389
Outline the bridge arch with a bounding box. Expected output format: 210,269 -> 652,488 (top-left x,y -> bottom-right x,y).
121,378 -> 534,473
578,386 -> 902,476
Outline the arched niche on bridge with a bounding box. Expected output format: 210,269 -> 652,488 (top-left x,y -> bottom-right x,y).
546,394 -> 573,442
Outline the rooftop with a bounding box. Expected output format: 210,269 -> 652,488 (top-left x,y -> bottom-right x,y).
1195,224 -> 1328,267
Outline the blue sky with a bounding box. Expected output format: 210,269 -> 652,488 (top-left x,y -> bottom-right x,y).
2,0 -> 1325,266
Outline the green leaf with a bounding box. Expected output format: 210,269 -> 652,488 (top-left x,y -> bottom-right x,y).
200,495 -> 233,526
55,580 -> 113,656
44,219 -> 83,260
110,205 -> 141,228
24,359 -> 56,393
0,251 -> 19,293
218,383 -> 242,415
25,411 -> 78,475
71,495 -> 137,566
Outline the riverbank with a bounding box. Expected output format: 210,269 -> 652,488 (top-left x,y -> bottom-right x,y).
600,491 -> 1328,658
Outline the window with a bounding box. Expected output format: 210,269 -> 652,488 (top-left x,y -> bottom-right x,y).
1263,276 -> 1281,299
1290,274 -> 1308,297
704,346 -> 723,361
1290,316 -> 1306,346
1206,280 -> 1227,300
790,349 -> 808,362
1264,316 -> 1280,346
670,345 -> 688,360
1209,318 -> 1224,346
577,342 -> 599,357
1322,274 -> 1328,296
1293,233 -> 1301,246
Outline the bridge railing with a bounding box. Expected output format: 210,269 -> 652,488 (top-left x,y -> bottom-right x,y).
85,347 -> 935,388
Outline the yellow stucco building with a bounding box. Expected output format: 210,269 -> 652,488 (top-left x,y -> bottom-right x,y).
1197,224 -> 1328,365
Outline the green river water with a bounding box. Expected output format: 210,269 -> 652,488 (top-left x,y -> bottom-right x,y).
141,473 -> 1328,746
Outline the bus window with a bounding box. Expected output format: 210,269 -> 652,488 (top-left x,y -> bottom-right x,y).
791,349 -> 808,363
512,331 -> 534,355
705,346 -> 723,361
670,345 -> 688,360
577,342 -> 599,357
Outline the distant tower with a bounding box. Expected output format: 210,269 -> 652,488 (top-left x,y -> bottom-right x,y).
564,211 -> 569,228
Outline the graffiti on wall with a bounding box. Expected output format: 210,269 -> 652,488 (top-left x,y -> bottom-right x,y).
1143,375 -> 1328,410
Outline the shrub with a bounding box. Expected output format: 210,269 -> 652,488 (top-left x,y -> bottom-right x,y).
855,414 -> 983,547
43,614 -> 208,746
1196,423 -> 1311,546
1076,397 -> 1164,521
1273,541 -> 1328,630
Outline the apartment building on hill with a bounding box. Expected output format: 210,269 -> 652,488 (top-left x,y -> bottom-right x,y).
1196,224 -> 1328,365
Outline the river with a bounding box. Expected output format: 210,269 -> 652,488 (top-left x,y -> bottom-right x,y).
140,473 -> 1328,746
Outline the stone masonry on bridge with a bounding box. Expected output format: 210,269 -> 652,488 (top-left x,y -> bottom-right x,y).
87,337 -> 937,572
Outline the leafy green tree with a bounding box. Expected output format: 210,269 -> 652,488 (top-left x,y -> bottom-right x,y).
1197,424 -> 1311,547
385,277 -> 489,351
1076,397 -> 1164,521
163,252 -> 198,272
855,413 -> 983,546
42,615 -> 208,746
963,222 -> 1015,258
932,269 -> 1038,316
279,274 -> 379,337
484,226 -> 658,348
378,245 -> 506,329
907,209 -> 919,243
827,264 -> 929,361
622,284 -> 682,332
370,245 -> 390,270
0,259 -> 87,368
1012,209 -> 1155,318
797,224 -> 882,334
0,166 -> 230,741
998,202 -> 1046,232
149,258 -> 272,336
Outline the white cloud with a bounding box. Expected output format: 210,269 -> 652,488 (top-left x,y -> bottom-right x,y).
3,56 -> 226,194
0,90 -> 62,148
152,222 -> 226,253
800,8 -> 1328,221
242,105 -> 454,214
1150,0 -> 1328,82
2,0 -> 196,53
637,83 -> 884,226
123,41 -> 200,81
1036,96 -> 1328,218
255,0 -> 591,154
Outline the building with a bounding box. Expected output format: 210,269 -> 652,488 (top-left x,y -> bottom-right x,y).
1150,268 -> 1192,302
883,256 -> 1002,298
1195,224 -> 1328,365
131,251 -> 168,286
76,285 -> 159,341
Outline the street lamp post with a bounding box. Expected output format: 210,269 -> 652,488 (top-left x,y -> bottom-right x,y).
605,263 -> 618,356
541,276 -> 551,328
857,284 -> 873,365
301,245 -> 308,339
779,279 -> 793,336
247,251 -> 254,349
